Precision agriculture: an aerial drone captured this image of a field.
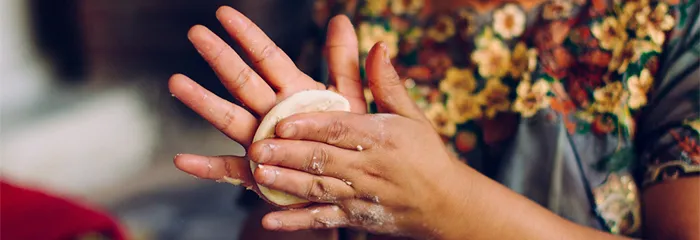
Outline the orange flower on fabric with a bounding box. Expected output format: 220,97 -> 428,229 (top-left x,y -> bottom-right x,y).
455,131 -> 478,153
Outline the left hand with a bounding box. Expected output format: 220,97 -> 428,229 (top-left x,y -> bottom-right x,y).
246,43 -> 466,239
169,7 -> 366,197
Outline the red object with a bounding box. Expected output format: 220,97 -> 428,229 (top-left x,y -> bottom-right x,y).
0,180 -> 126,240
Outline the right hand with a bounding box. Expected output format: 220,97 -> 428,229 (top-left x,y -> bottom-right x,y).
169,6 -> 367,193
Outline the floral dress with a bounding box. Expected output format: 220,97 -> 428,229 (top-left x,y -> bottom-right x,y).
304,0 -> 699,237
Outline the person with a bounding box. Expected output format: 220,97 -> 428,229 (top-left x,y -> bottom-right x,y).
168,0 -> 699,239
0,180 -> 126,240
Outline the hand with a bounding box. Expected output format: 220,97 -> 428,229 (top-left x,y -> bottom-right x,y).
170,7 -> 365,193
246,42 -> 465,239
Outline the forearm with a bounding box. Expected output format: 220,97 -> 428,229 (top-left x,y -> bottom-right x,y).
432,164 -> 633,240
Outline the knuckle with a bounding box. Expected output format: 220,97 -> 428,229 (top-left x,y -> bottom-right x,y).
361,162 -> 384,179
305,176 -> 331,201
255,44 -> 279,63
218,107 -> 237,132
239,20 -> 256,36
233,67 -> 254,90
210,47 -> 226,66
305,146 -> 330,174
311,217 -> 344,228
326,120 -> 349,145
310,218 -> 325,228
332,73 -> 361,87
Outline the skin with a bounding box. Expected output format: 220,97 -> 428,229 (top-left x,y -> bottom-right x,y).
170,5 -> 700,240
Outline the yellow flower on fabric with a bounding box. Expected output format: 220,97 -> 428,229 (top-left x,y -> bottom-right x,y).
362,0 -> 389,16
457,9 -> 477,37
621,0 -> 650,28
439,67 -> 477,94
478,78 -> 512,119
609,39 -> 658,74
592,81 -> 628,114
358,23 -> 399,57
628,91 -> 647,111
493,3 -> 527,39
363,88 -> 374,104
425,103 -> 457,137
427,15 -> 456,42
447,93 -> 483,124
683,119 -> 700,136
591,16 -> 629,50
635,2 -> 675,45
628,68 -> 654,93
542,0 -> 573,20
475,27 -> 497,48
390,0 -> 423,15
510,42 -> 538,78
513,79 -> 551,117
471,39 -> 511,78
627,69 -> 654,109
405,27 -> 424,41
618,0 -> 649,12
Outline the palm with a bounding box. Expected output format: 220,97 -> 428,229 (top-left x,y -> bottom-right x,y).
169,7 -> 364,188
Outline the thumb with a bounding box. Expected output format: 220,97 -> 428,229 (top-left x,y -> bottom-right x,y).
365,42 -> 425,121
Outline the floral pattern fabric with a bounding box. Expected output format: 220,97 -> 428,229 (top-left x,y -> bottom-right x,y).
308,0 -> 699,236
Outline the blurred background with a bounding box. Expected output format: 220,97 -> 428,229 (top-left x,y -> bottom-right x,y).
1,0 -> 319,239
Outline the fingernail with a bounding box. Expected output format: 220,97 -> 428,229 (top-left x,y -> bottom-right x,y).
260,166 -> 277,185
380,42 -> 391,64
279,123 -> 296,138
217,7 -> 245,34
257,144 -> 271,163
266,218 -> 282,230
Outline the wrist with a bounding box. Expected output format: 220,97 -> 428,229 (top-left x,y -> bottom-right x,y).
419,161 -> 483,240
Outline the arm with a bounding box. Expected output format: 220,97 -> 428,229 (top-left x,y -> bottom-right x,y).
440,2 -> 700,239
242,41 -> 633,240
436,164 -> 632,240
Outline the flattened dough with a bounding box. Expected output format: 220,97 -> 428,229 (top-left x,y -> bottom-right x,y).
251,90 -> 351,207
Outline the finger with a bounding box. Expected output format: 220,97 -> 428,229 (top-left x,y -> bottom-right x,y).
253,165 -> 355,203
216,6 -> 324,93
276,112 -> 382,151
249,139 -> 360,178
325,15 -> 365,113
173,154 -> 254,189
262,205 -> 349,231
169,74 -> 257,147
188,25 -> 276,116
365,42 -> 426,121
